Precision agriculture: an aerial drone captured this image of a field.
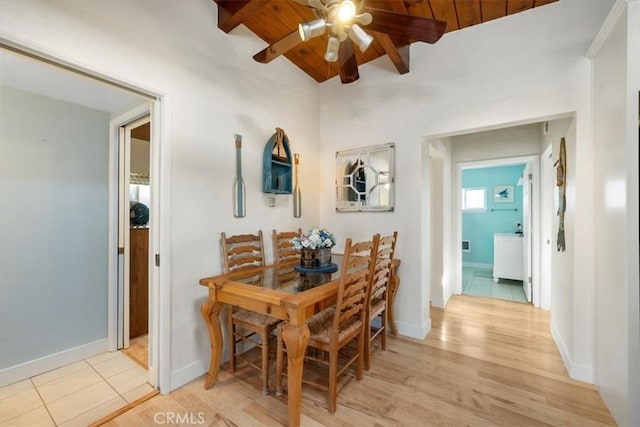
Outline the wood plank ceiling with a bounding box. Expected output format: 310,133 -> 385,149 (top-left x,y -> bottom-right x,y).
213,0 -> 558,83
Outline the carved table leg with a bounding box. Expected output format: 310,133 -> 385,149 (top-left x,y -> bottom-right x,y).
200,300 -> 224,389
282,323 -> 310,427
388,269 -> 400,336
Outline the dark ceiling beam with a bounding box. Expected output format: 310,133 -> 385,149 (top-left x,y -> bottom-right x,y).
384,0 -> 408,14
216,0 -> 268,33
373,32 -> 410,74
373,0 -> 410,74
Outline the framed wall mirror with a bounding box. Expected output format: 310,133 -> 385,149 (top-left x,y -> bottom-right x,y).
336,142 -> 395,212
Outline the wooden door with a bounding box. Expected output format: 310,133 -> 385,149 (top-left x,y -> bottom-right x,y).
129,227 -> 149,338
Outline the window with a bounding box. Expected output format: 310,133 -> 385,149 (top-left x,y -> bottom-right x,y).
462,187 -> 486,212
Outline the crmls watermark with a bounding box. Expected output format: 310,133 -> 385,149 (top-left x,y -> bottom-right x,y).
153,412 -> 205,425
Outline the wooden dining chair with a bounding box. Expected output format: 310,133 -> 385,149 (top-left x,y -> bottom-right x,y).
364,231 -> 398,371
275,234 -> 380,413
272,228 -> 302,265
221,231 -> 280,395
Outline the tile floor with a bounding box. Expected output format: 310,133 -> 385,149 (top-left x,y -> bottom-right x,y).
462,265 -> 528,303
0,351 -> 154,426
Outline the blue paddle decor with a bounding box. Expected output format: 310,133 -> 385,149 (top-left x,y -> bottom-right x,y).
233,134 -> 246,218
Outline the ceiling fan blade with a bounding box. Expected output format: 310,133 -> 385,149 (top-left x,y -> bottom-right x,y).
292,0 -> 324,10
338,40 -> 359,84
253,30 -> 303,63
364,8 -> 446,44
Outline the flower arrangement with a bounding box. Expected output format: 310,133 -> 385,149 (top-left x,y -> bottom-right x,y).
292,228 -> 336,250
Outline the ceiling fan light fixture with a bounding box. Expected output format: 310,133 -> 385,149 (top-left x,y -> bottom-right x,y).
298,18 -> 326,41
324,35 -> 340,62
354,12 -> 372,26
348,24 -> 373,52
337,0 -> 356,22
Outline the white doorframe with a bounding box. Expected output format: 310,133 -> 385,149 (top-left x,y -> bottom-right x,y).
108,102 -> 167,390
119,115 -> 150,350
522,161 -> 534,303
427,141 -> 446,308
455,155 -> 541,306
539,144 -> 553,310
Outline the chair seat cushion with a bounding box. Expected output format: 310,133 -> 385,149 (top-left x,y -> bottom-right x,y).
307,307 -> 362,344
232,308 -> 281,327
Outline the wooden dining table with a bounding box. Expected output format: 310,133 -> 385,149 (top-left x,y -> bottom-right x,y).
199,256 -> 400,427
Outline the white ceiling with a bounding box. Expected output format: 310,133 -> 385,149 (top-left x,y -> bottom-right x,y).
0,47 -> 147,114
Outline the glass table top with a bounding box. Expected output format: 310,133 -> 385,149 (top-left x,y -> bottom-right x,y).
221,254 -> 344,295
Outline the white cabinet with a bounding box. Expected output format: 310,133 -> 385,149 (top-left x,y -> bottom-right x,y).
493,234 -> 524,282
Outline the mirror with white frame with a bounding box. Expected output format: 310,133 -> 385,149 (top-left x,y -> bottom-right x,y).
335,142 -> 395,212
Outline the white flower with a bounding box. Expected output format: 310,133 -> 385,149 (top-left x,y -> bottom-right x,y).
292,228 -> 336,250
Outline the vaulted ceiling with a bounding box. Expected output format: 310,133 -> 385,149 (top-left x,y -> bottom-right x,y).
213,0 -> 558,83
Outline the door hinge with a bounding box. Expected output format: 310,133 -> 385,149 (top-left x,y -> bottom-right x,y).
155,254 -> 160,267
528,276 -> 532,284
118,247 -> 125,254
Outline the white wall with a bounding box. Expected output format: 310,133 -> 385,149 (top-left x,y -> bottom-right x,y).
317,0 -> 613,365
452,124 -> 541,163
539,118 -> 572,319
0,0 -> 321,391
548,117 -> 586,378
591,2 -> 640,425
0,86 -> 110,370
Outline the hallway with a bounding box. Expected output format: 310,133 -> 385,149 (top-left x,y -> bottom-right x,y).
463,265 -> 527,303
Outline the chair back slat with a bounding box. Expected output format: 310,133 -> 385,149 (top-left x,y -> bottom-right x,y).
272,229 -> 302,265
228,245 -> 262,256
331,235 -> 380,345
378,247 -> 394,259
366,232 -> 398,307
341,293 -> 366,311
221,231 -> 265,273
370,258 -> 392,300
339,305 -> 362,324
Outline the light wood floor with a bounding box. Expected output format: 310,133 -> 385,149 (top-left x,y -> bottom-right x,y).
104,295 -> 616,426
121,334 -> 149,370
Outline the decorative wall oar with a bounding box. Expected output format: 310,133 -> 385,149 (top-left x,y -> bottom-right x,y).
555,137 -> 566,251
293,153 -> 302,218
233,134 -> 246,218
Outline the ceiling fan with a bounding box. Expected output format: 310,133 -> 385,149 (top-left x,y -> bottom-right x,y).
253,0 -> 447,84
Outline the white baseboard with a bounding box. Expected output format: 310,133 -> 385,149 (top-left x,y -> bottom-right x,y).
551,323 -> 594,384
0,339 -> 108,387
169,358 -> 208,393
395,318 -> 431,340
463,262 -> 493,269
431,298 -> 445,308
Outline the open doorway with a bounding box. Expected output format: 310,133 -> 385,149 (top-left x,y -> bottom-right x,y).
0,43 -> 168,394
109,106 -> 160,389
119,118 -> 152,370
2,38 -> 168,394
460,160 -> 533,303
445,117 -> 574,311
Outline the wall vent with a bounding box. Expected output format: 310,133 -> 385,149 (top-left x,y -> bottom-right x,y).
462,240 -> 471,252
